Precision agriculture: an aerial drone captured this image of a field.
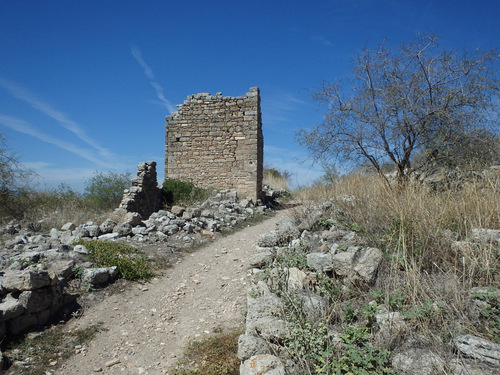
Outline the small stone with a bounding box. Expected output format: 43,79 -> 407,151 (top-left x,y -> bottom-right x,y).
105,359 -> 120,367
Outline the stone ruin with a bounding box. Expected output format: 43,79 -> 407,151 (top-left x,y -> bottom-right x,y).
117,161 -> 162,219
165,87 -> 263,202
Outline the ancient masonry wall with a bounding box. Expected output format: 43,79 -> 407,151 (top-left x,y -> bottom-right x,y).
165,87 -> 263,202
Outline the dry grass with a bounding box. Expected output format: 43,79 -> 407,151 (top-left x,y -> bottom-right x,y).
0,189 -> 115,230
263,168 -> 290,191
169,329 -> 241,375
292,171 -> 500,345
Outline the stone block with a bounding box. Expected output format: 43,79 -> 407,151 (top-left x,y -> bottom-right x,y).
0,294 -> 25,322
2,270 -> 52,292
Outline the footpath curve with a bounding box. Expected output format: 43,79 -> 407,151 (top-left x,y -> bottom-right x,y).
56,210 -> 287,375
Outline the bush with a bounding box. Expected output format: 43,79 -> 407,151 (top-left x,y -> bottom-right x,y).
162,178 -> 209,206
83,171 -> 131,210
73,239 -> 154,282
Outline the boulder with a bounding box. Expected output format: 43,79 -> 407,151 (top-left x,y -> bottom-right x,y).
114,223 -> 132,237
19,289 -> 52,313
331,249 -> 357,276
99,218 -> 116,234
123,212 -> 143,227
246,294 -> 287,341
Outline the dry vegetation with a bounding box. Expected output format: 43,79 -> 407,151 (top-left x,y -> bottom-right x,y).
292,169 -> 500,351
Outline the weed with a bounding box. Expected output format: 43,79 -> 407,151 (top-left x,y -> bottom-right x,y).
342,302 -> 357,324
316,274 -> 344,303
314,217 -> 336,230
73,239 -> 155,281
472,290 -> 500,343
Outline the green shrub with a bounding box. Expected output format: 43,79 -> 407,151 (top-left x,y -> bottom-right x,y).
73,239 -> 154,282
162,178 -> 209,206
84,171 -> 131,210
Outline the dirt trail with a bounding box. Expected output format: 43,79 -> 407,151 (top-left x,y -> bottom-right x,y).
56,211 -> 287,375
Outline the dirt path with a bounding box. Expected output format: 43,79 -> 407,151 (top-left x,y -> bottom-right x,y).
56,211 -> 286,375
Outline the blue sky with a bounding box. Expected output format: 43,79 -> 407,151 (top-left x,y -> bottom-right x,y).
1,0 -> 499,190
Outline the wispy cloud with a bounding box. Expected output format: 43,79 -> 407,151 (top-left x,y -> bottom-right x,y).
131,46 -> 176,114
0,79 -> 115,160
312,35 -> 334,47
0,114 -> 117,168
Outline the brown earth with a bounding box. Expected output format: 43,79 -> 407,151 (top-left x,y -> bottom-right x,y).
50,211 -> 287,375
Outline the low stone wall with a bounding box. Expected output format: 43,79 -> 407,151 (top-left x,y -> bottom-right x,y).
0,270 -> 75,340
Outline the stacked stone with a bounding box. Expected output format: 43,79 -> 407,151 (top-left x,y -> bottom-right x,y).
0,269 -> 74,339
165,87 -> 263,202
118,161 -> 162,219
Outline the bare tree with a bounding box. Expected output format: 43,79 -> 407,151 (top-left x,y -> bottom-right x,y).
298,35 -> 499,182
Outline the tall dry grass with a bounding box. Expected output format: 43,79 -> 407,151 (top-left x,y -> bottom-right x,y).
263,168 -> 290,191
293,170 -> 500,344
0,188 -> 114,230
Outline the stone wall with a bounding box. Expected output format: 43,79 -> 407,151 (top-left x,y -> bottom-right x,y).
118,161 -> 162,219
165,87 -> 263,202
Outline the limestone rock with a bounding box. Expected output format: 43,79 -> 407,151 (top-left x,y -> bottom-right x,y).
306,252 -> 333,272
240,354 -> 285,375
258,231 -> 281,247
99,219 -> 116,234
353,247 -> 383,283
454,334 -> 500,366
114,223 -> 132,237
331,249 -> 357,276
83,267 -> 118,285
122,212 -> 143,227
2,270 -> 52,292
391,348 -> 446,375
246,294 -> 287,341
237,334 -> 269,361
0,294 -> 25,322
249,250 -> 275,268
19,289 -> 52,313
61,222 -> 76,231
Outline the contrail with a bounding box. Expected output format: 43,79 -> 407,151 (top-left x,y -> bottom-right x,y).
131,46 -> 176,114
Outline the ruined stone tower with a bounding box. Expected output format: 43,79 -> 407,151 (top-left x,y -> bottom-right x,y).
165,87 -> 263,201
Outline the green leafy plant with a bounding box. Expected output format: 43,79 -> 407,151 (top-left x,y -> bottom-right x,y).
472,291 -> 500,343
314,217 -> 336,230
342,302 -> 357,324
316,274 -> 344,303
162,178 -> 210,206
73,239 -> 154,281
